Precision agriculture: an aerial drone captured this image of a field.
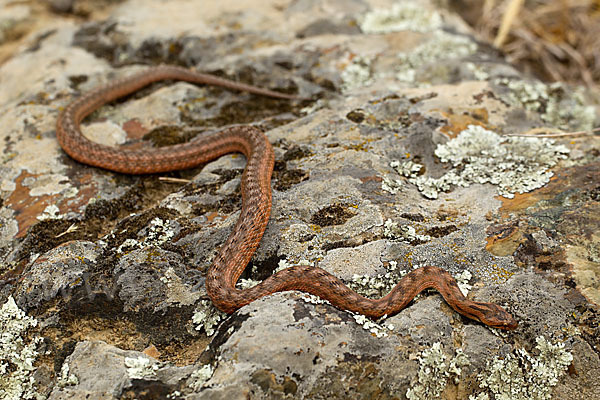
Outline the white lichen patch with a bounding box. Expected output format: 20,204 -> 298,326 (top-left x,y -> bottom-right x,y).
56,362 -> 79,388
384,218 -> 431,243
188,364 -> 214,391
396,30 -> 477,83
340,55 -> 374,92
166,390 -> 181,399
407,342 -> 470,400
0,296 -> 43,400
236,278 -> 261,290
463,62 -> 491,81
124,356 -> 159,380
36,204 -> 62,221
145,217 -> 175,245
360,1 -> 442,34
347,253 -> 404,297
471,336 -> 573,400
352,313 -> 390,338
392,125 -> 570,199
192,300 -> 226,337
455,269 -> 472,296
381,175 -> 403,194
299,292 -> 331,306
496,78 -> 596,131
115,217 -> 176,254
273,258 -> 312,274
81,120 -> 127,147
116,238 -> 140,254
349,271 -> 397,299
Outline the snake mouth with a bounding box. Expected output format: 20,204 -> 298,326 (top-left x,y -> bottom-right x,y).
484,315 -> 518,330
493,320 -> 519,330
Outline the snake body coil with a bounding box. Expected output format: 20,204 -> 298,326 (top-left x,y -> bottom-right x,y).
56,65 -> 517,330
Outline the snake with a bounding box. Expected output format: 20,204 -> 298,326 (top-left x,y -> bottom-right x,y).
56,65 -> 518,330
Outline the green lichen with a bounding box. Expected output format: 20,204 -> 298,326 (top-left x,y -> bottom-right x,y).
383,218 -> 431,243
391,125 -> 570,199
471,336 -> 573,400
116,217 -> 175,254
188,364 -> 214,391
381,175 -> 403,194
351,313 -> 391,338
145,217 -> 175,245
463,62 -> 491,81
406,342 -> 470,400
347,259 -> 400,299
192,300 -> 226,337
360,1 -> 442,34
341,55 -> 374,92
56,362 -> 78,388
496,78 -> 596,131
0,296 -> 42,400
455,269 -> 472,296
396,30 -> 477,83
124,356 -> 160,380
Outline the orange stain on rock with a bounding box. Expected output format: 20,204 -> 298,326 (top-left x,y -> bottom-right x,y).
487,162 -> 599,257
5,171 -> 60,238
498,162 -> 599,216
434,108 -> 490,138
5,170 -> 100,238
485,221 -> 523,257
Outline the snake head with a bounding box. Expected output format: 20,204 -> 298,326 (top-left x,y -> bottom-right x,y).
472,302 -> 518,330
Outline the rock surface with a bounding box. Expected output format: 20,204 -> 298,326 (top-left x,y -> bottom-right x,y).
1,0 -> 599,399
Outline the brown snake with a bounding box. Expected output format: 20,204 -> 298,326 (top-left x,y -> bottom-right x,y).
56,65 -> 518,330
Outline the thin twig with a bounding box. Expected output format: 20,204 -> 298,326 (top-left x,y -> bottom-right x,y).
506,127 -> 600,138
158,177 -> 191,184
494,0 -> 525,47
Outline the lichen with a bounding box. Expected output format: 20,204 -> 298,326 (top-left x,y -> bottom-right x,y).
360,1 -> 442,34
463,62 -> 491,81
381,175 -> 403,194
351,313 -> 390,338
36,204 -> 61,221
124,356 -> 159,380
274,258 -> 312,274
56,362 -> 79,388
192,300 -> 226,337
455,269 -> 472,296
391,125 -> 570,199
340,55 -> 374,92
188,364 -> 214,391
383,218 -> 431,243
496,78 -> 595,131
0,296 -> 42,400
348,258 -> 403,300
144,217 -> 175,245
471,336 -> 573,400
406,342 -> 470,400
115,217 -> 176,254
116,238 -> 140,254
349,271 -> 398,299
396,30 -> 477,83
299,292 -> 331,306
167,390 -> 182,399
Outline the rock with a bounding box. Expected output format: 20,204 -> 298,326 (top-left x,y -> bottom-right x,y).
0,0 -> 599,398
48,0 -> 75,14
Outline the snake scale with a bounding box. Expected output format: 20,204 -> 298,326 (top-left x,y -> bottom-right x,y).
56,65 -> 518,330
